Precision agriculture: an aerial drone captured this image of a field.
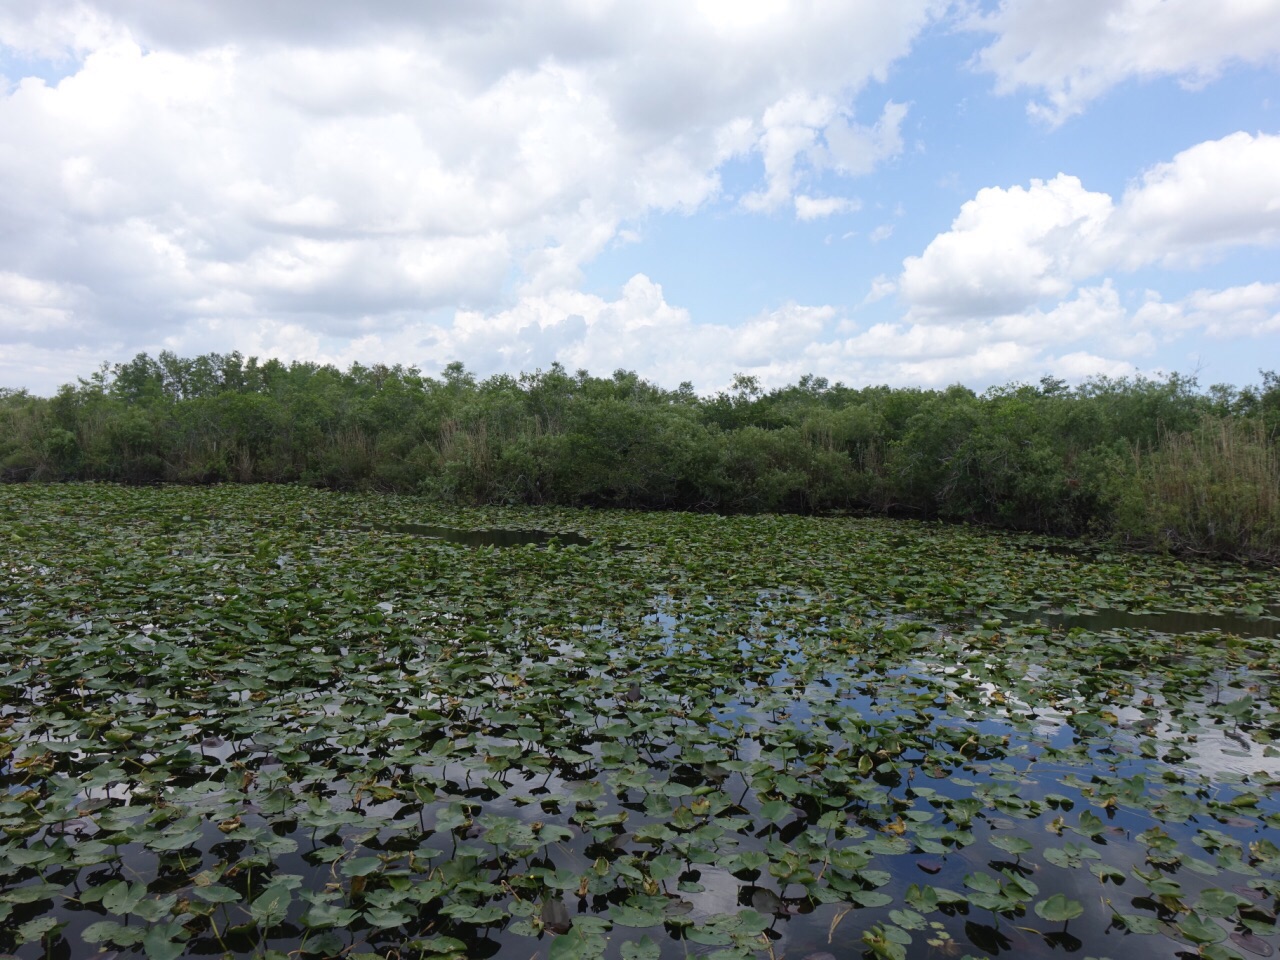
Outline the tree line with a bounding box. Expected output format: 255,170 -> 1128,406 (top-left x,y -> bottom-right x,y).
2,351 -> 1278,560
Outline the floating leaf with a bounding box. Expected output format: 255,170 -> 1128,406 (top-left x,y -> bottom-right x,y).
620,936 -> 660,960
1177,913 -> 1228,945
16,916 -> 60,944
1034,894 -> 1084,923
250,881 -> 294,928
549,932 -> 607,960
1117,913 -> 1162,935
193,885 -> 241,904
3,484 -> 1280,960
610,904 -> 664,928
1231,931 -> 1276,957
341,856 -> 384,878
990,835 -> 1032,858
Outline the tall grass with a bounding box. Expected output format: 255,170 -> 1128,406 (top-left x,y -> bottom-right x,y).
1112,416 -> 1280,562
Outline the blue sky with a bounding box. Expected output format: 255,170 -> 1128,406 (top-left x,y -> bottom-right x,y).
0,1 -> 1277,395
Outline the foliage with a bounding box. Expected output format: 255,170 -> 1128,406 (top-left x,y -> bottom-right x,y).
1111,415 -> 1280,561
0,485 -> 1278,959
2,356 -> 1278,558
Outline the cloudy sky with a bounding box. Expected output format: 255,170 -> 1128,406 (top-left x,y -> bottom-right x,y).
1,1 -> 1278,395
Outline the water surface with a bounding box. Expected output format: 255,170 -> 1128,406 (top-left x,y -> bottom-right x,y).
996,605 -> 1280,639
369,523 -> 594,548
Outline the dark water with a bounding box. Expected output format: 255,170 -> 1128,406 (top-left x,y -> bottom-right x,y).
19,681 -> 1273,960
371,524 -> 594,548
996,605 -> 1280,639
5,595 -> 1279,960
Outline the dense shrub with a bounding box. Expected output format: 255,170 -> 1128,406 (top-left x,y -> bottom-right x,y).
1,352 -> 1276,560
1109,416 -> 1280,562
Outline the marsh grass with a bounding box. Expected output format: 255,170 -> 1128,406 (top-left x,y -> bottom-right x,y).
1115,416 -> 1280,561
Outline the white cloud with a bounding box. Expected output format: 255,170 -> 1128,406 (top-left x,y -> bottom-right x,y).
306,277 -> 1248,394
823,99 -> 910,176
880,131 -> 1279,388
794,194 -> 860,220
900,132 -> 1280,320
0,342 -> 115,398
312,275 -> 1144,392
1051,351 -> 1139,380
1138,282 -> 1280,339
0,4 -> 1272,398
0,1 -> 945,391
175,274 -> 841,395
740,93 -> 836,213
990,282 -> 1157,355
1111,131 -> 1280,267
0,2 -> 125,60
843,284 -> 1143,365
827,333 -> 1046,386
26,256 -> 1262,398
742,97 -> 910,213
821,273 -> 1280,389
900,174 -> 1113,318
861,274 -> 896,304
0,272 -> 84,337
970,0 -> 1280,124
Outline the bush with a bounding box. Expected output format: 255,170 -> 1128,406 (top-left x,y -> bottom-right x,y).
1109,416 -> 1280,562
6,353 -> 1279,560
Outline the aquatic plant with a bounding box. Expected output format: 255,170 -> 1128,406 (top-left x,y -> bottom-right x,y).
0,484 -> 1277,959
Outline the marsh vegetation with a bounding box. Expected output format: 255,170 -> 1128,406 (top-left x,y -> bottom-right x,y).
1,484 -> 1278,959
2,354 -> 1278,560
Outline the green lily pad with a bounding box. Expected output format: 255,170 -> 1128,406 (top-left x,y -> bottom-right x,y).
1034,894 -> 1084,923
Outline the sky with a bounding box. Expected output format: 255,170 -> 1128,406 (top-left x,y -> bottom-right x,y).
0,1 -> 1278,397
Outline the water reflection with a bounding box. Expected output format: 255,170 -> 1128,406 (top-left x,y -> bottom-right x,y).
369,523 -> 594,548
997,605 -> 1280,639
5,588 -> 1279,960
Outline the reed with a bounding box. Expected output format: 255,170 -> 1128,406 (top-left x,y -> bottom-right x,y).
1113,416 -> 1280,562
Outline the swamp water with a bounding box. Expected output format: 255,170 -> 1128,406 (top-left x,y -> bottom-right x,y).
995,607 -> 1280,642
364,525 -> 595,549
1,484 -> 1278,960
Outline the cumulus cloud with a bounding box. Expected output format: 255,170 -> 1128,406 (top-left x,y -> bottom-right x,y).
0,2 -> 125,59
0,272 -> 86,339
900,131 -> 1280,320
794,194 -> 860,221
280,275 -> 1266,394
176,268 -> 1138,396
823,100 -> 910,176
742,98 -> 909,213
900,173 -> 1113,317
1,3 -> 1273,397
739,94 -> 833,213
969,0 -> 1280,124
82,259 -> 1267,400
883,131 -> 1279,387
315,275 -> 1155,391
823,278 -> 1217,387
0,1 -> 944,392
844,284 -> 1142,368
1136,282 -> 1280,339
852,113 -> 1272,363
164,274 -> 841,395
861,275 -> 896,304
1111,132 -> 1280,267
